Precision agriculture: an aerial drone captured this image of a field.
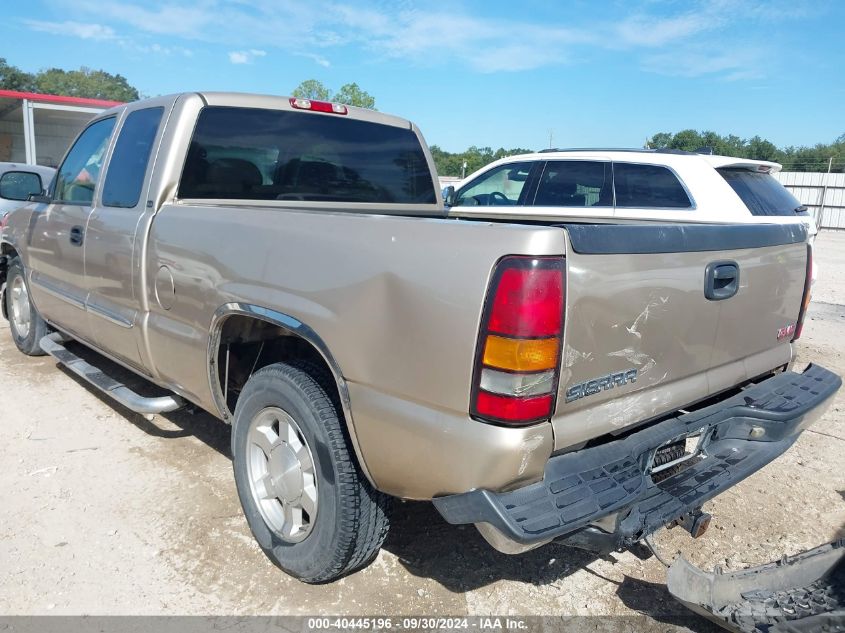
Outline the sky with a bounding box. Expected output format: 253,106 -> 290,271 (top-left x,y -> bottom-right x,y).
3,0 -> 844,153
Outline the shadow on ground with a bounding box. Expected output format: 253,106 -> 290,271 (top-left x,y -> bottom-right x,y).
53,341 -> 715,630
58,340 -> 231,457
386,500 -> 591,590
615,575 -> 723,632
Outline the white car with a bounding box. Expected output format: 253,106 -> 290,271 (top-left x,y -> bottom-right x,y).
445,149 -> 816,240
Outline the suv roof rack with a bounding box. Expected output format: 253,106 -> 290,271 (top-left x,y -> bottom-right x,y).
537,147 -> 697,155
654,148 -> 696,155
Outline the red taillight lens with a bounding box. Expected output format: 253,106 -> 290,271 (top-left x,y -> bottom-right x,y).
793,242 -> 813,341
475,392 -> 554,423
471,256 -> 565,426
487,267 -> 563,337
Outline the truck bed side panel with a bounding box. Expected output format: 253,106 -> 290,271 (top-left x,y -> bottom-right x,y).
144,205 -> 566,495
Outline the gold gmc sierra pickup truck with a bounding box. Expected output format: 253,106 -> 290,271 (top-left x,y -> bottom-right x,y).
0,92 -> 839,583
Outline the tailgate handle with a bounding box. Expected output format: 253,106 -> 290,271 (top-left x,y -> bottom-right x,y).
704,261 -> 739,301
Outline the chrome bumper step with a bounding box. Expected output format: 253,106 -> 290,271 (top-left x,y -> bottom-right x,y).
40,332 -> 183,415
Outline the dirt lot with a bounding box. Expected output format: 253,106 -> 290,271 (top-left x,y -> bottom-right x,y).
1,233 -> 844,623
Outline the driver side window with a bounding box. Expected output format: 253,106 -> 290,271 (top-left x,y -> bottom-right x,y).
454,162 -> 536,206
53,117 -> 116,205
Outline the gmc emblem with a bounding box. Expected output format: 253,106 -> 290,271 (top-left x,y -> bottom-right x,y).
777,324 -> 796,340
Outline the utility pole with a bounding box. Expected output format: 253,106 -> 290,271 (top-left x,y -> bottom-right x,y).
818,156 -> 833,228
461,160 -> 467,180
548,129 -> 554,149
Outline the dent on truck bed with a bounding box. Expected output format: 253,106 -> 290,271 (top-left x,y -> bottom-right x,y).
553,222 -> 808,452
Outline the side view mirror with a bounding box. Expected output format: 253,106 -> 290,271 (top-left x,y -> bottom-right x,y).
28,192 -> 52,204
0,171 -> 45,202
442,185 -> 456,207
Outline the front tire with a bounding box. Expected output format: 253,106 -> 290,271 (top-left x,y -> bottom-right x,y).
5,257 -> 47,356
232,362 -> 390,583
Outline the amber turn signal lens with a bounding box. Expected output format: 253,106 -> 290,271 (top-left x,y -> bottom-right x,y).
483,335 -> 559,372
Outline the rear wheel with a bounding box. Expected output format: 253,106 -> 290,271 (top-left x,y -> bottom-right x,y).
231,362 -> 390,583
5,257 -> 47,356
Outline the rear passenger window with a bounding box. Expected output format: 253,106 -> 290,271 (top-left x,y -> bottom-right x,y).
102,107 -> 164,208
534,161 -> 612,207
179,106 -> 436,204
613,163 -> 691,209
718,168 -> 804,216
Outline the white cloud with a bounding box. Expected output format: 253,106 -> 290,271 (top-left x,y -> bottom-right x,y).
228,49 -> 266,64
296,53 -> 331,68
641,46 -> 767,80
25,20 -> 117,40
31,0 -> 815,79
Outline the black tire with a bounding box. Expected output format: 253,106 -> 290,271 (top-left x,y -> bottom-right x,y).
231,361 -> 390,583
5,257 -> 47,356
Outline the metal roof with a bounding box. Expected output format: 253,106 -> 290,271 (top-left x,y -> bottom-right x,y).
0,89 -> 123,108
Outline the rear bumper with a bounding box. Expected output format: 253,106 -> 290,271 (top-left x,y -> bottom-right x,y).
433,364 -> 840,549
667,539 -> 844,633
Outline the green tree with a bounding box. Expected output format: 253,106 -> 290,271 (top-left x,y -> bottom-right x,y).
429,145 -> 536,177
33,67 -> 138,101
647,129 -> 845,172
291,79 -> 331,101
292,79 -> 377,110
668,129 -> 706,152
646,132 -> 672,149
0,58 -> 139,101
334,82 -> 376,109
0,58 -> 34,91
746,135 -> 779,162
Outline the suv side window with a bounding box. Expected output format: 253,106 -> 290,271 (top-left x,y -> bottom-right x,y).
534,161 -> 612,207
53,117 -> 116,205
453,162 -> 536,206
613,162 -> 691,209
102,107 -> 164,208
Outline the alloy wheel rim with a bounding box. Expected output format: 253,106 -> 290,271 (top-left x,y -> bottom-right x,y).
246,406 -> 318,543
9,275 -> 31,339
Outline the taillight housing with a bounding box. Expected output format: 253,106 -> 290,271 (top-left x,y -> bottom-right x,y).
471,256 -> 565,426
289,97 -> 348,115
793,242 -> 813,341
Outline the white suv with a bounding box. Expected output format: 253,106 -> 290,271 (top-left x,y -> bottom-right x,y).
445,149 -> 816,240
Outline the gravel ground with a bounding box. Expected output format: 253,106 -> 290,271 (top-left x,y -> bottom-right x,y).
1,232 -> 843,624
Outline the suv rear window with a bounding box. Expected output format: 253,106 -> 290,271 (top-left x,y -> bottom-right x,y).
613,163 -> 691,208
718,168 -> 804,216
179,106 -> 436,204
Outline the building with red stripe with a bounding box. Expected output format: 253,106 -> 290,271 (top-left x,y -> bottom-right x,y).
0,90 -> 123,167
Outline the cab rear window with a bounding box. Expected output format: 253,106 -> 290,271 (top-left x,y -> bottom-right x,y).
718,168 -> 804,216
179,106 -> 436,205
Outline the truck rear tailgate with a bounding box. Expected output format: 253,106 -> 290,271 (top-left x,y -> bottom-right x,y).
553,223 -> 808,451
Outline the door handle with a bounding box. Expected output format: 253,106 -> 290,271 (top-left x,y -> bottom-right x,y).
69,225 -> 84,246
704,261 -> 739,301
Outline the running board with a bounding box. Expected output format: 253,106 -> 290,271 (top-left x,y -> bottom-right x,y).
40,333 -> 184,415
